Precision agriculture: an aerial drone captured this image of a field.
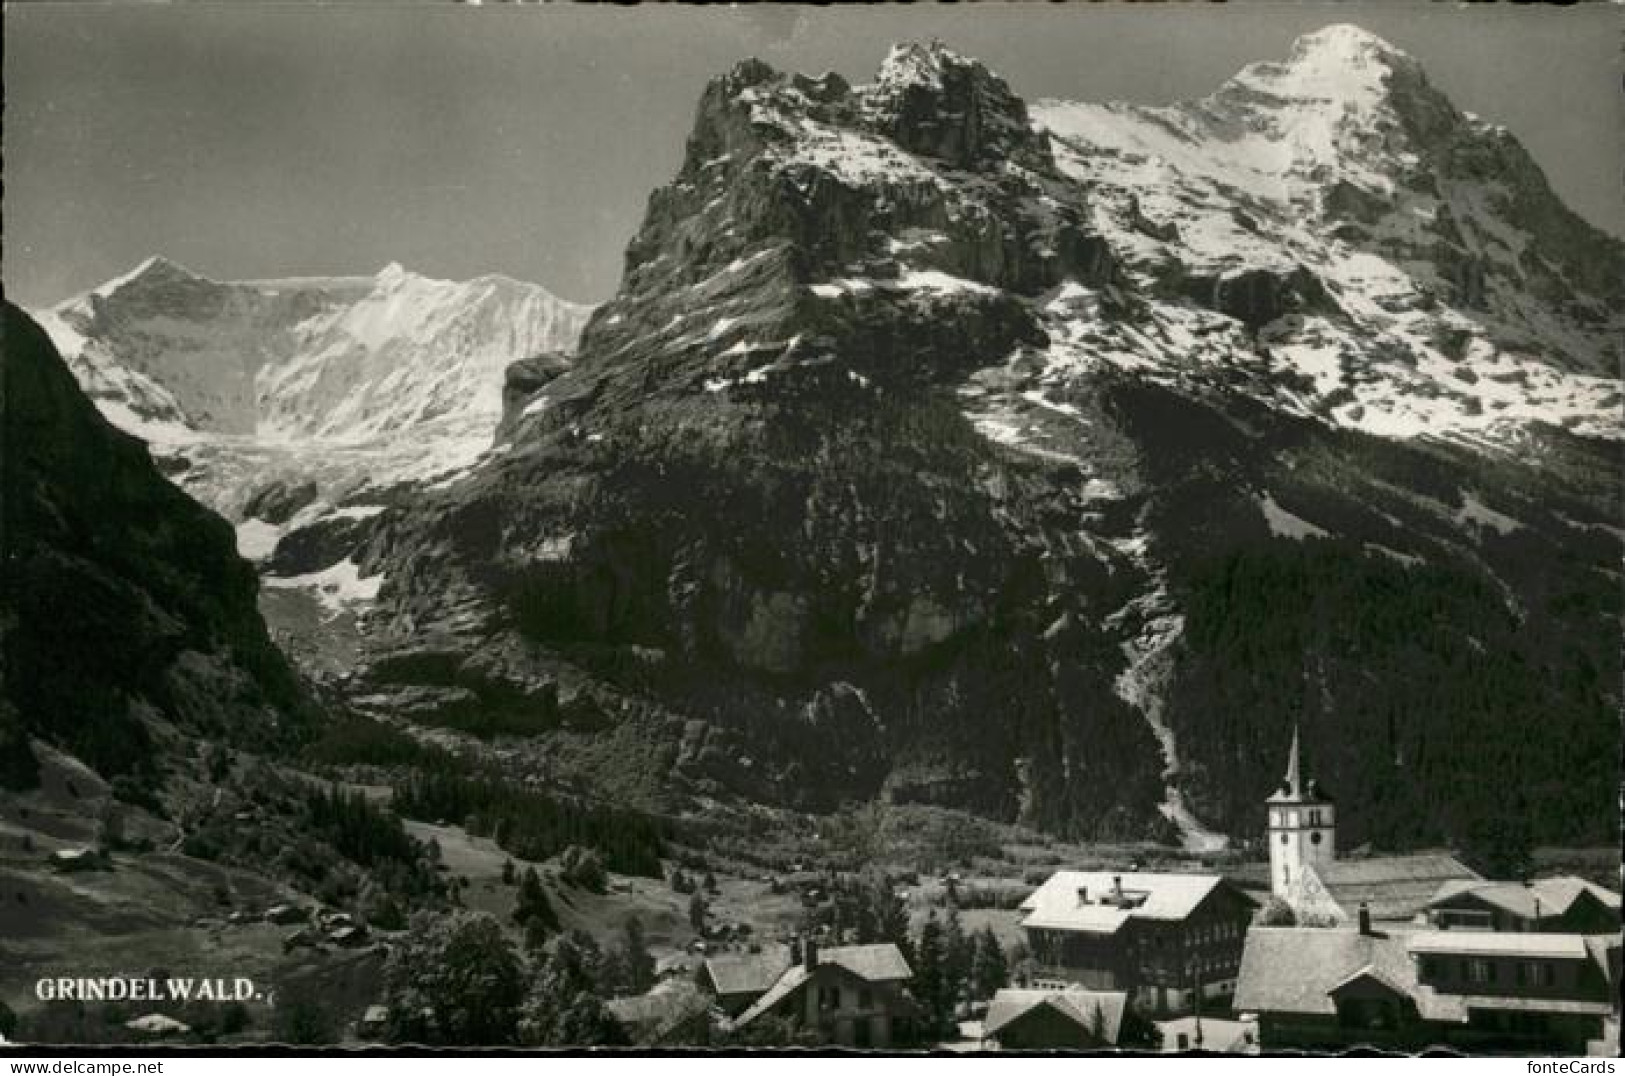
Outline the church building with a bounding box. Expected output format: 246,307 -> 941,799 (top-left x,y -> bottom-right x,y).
1267,727 -> 1480,924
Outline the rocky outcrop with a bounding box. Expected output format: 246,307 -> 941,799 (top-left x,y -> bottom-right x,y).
243,478 -> 320,525
0,303 -> 312,785
498,352 -> 573,435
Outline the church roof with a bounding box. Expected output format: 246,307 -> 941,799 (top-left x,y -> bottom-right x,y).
1314,854 -> 1480,921
1265,724 -> 1333,803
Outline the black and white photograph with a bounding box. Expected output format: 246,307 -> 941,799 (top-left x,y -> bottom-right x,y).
1,1 -> 1620,1060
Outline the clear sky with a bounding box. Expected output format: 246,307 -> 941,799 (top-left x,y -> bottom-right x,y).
4,2 -> 1620,308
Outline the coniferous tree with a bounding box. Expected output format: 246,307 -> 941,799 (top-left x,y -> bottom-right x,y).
913,911 -> 949,1038
513,866 -> 559,942
620,916 -> 655,995
942,904 -> 970,1016
967,927 -> 1008,1001
688,890 -> 708,934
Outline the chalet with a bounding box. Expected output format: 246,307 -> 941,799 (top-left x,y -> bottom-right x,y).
981,988 -> 1127,1050
1018,870 -> 1256,1015
727,940 -> 914,1048
1424,877 -> 1621,934
1233,907 -> 1620,1054
1267,726 -> 1479,924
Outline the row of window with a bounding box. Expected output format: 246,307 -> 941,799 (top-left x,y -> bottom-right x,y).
1272,808 -> 1330,828
1421,957 -> 1559,988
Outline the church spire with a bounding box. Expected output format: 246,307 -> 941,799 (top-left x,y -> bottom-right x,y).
1284,723 -> 1302,796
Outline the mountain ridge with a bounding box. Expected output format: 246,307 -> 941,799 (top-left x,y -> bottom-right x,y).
350,29 -> 1619,852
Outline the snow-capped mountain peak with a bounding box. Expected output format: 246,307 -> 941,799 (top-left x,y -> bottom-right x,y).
34,259 -> 595,525
1031,25 -> 1621,447
873,40 -> 965,91
89,253 -> 205,299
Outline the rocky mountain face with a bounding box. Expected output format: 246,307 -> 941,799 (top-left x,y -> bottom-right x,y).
0,302 -> 312,792
338,33 -> 1618,850
33,259 -> 593,559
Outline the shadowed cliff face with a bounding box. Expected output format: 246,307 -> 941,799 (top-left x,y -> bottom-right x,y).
360,39 -> 1619,849
1,302 -> 311,788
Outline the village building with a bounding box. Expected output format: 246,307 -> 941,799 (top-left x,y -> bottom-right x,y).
1424,877 -> 1621,934
1017,870 -> 1256,1015
1267,727 -> 1478,924
1233,907 -> 1620,1054
980,988 -> 1128,1050
725,940 -> 914,1048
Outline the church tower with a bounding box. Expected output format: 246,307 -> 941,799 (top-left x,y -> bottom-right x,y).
1267,725 -> 1336,907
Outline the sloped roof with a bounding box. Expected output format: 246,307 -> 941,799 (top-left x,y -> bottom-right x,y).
1315,854 -> 1479,921
1427,876 -> 1622,920
1233,926 -> 1459,1021
732,966 -> 814,1029
983,988 -> 1127,1044
1327,964 -> 1411,999
1020,871 -> 1241,932
703,951 -> 790,997
1235,925 -> 1619,1027
823,943 -> 913,982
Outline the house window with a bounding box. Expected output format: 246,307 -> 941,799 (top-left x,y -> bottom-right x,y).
858,989 -> 873,1010
1517,962 -> 1556,988
1311,831 -> 1323,845
818,986 -> 841,1012
1309,810 -> 1322,826
1464,959 -> 1495,985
